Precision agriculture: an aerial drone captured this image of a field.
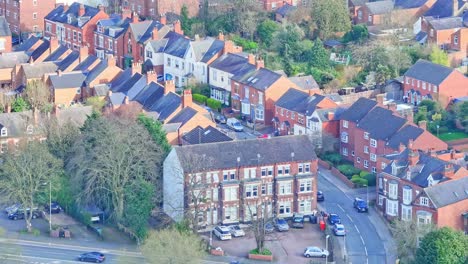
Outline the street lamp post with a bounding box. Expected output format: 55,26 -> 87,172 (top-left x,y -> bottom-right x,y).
49,182 -> 52,232
437,125 -> 440,138
325,234 -> 330,264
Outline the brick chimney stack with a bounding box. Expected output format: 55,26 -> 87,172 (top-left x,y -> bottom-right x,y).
418,120 -> 427,130
256,57 -> 264,69
106,54 -> 116,67
79,45 -> 88,63
387,102 -> 397,112
122,8 -> 131,19
79,4 -> 85,17
408,139 -> 419,166
132,12 -> 139,23
182,89 -> 192,108
146,70 -> 157,84
131,61 -> 141,75
63,4 -> 69,12
218,31 -> 224,41
152,27 -> 159,40
174,20 -> 183,34
376,94 -> 385,106
160,14 -> 166,25
124,95 -> 129,105
247,54 -> 255,65
49,37 -> 59,53
164,79 -> 175,94
443,163 -> 455,178
327,112 -> 335,120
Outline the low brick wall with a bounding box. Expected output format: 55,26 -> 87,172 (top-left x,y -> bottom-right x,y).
248,253 -> 273,261
318,159 -> 331,169
210,248 -> 224,256
330,167 -> 355,188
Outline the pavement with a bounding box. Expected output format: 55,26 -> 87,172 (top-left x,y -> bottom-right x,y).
318,167 -> 397,264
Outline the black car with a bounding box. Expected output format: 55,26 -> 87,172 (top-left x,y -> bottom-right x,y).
78,252 -> 106,263
317,191 -> 324,202
214,114 -> 227,124
328,214 -> 341,225
353,198 -> 368,213
8,209 -> 41,220
45,202 -> 62,214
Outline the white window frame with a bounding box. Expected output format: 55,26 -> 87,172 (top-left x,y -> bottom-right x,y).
370,139 -> 377,148
389,182 -> 398,200
343,120 -> 348,128
224,187 -> 238,201
370,153 -> 376,162
299,179 -> 312,193
1,127 -> 7,137
364,160 -> 369,168
386,199 -> 398,216
420,197 -> 429,206
342,147 -> 348,156
401,205 -> 412,221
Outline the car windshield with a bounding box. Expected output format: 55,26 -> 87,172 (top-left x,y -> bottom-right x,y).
277,219 -> 287,225
358,201 -> 367,206
336,226 -> 344,231
294,218 -> 302,222
232,226 -> 240,230
234,122 -> 241,126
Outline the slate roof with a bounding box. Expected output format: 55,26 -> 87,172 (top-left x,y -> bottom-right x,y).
54,106 -> 93,126
109,73 -> 146,105
130,20 -> 166,44
425,0 -> 466,18
0,52 -> 29,69
167,107 -> 197,125
232,68 -> 282,91
0,16 -> 11,36
386,125 -> 424,149
182,125 -> 233,145
174,135 -> 317,172
149,39 -> 168,53
57,51 -> 79,71
84,60 -> 108,84
357,107 -> 407,140
14,36 -> 40,52
49,72 -> 86,88
73,55 -> 99,71
425,16 -> 464,30
425,177 -> 468,208
340,97 -> 377,122
163,31 -> 190,58
22,62 -> 59,79
148,92 -> 181,121
30,40 -> 50,61
201,39 -> 224,63
366,0 -> 394,14
0,111 -> 38,137
404,59 -> 453,85
96,16 -> 131,39
276,89 -> 327,115
45,3 -> 100,28
276,3 -> 296,17
289,75 -> 319,90
209,53 -> 256,76
45,45 -> 69,62
394,0 -> 427,9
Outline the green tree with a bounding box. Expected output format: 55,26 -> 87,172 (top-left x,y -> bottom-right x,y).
0,143 -> 62,232
121,180 -> 154,241
141,228 -> 206,264
45,119 -> 81,159
274,24 -> 305,58
180,5 -> 193,36
375,64 -> 394,85
137,114 -> 171,156
429,45 -> 449,67
308,39 -> 330,70
454,101 -> 468,132
415,227 -> 468,264
257,19 -> 279,47
24,80 -> 51,113
342,24 -> 369,43
311,0 -> 351,39
12,97 -> 30,112
85,96 -> 106,113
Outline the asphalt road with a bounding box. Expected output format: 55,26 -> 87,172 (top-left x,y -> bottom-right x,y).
216,123 -> 258,140
318,171 -> 386,264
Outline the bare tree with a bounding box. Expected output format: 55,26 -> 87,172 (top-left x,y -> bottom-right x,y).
245,198 -> 276,254
23,80 -> 51,113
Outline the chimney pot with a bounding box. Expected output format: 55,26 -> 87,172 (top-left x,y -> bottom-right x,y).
160,14 -> 167,25
376,94 -> 385,105
146,70 -> 157,84
248,54 -> 255,65
418,120 -> 427,130
327,111 -> 335,120
164,79 -> 175,95
182,89 -> 192,108
218,31 -> 225,41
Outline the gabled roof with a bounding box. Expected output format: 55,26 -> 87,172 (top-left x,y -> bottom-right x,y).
173,135 -> 317,173
394,0 -> 428,9
366,0 -> 394,14
129,20 -> 166,44
425,177 -> 468,208
424,0 -> 466,18
404,59 -> 454,85
182,125 -> 233,145
44,45 -> 69,62
0,111 -> 37,137
22,62 -> 59,79
425,16 -> 464,30
30,40 -> 50,61
49,71 -> 86,88
289,75 -> 319,90
276,3 -> 297,16
109,73 -> 146,105
210,53 -> 256,76
14,36 -> 40,52
149,39 -> 168,53
56,51 -> 79,71
232,68 -> 281,91
96,16 -> 131,39
148,92 -> 181,121
167,107 -> 197,125
357,107 -> 407,140
340,97 -> 377,122
276,89 -> 327,115
73,55 -> 99,71
386,125 -> 424,149
201,39 -> 224,63
84,60 -> 108,84
45,3 -> 101,28
0,52 -> 29,69
163,31 -> 190,58
0,16 -> 11,36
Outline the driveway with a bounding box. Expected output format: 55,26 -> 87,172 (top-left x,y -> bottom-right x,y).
207,223 -> 333,264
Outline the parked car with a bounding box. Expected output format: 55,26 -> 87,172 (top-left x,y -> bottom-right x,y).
214,114 -> 227,124
264,222 -> 274,233
213,226 -> 232,241
258,134 -> 270,139
317,191 -> 325,202
328,214 -> 341,225
45,202 -> 62,214
292,213 -> 304,228
303,247 -> 329,258
78,252 -> 105,263
226,118 -> 243,132
333,224 -> 346,236
228,225 -> 245,237
8,209 -> 41,220
353,198 -> 368,212
4,203 -> 20,215
274,218 -> 289,232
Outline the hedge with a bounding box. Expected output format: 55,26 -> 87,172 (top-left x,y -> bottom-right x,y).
337,164 -> 361,178
192,93 -> 207,104
206,98 -> 222,111
249,248 -> 272,256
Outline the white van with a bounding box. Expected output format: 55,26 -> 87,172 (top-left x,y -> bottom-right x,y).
226,118 -> 244,132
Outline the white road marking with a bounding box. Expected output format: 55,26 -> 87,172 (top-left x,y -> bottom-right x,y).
354,224 -> 360,234
337,204 -> 345,212
347,214 -> 353,222
360,235 -> 365,245
364,246 -> 368,256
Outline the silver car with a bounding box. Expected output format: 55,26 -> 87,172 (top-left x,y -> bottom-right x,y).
229,225 -> 245,237
275,218 -> 289,232
303,246 -> 329,258
333,223 -> 346,236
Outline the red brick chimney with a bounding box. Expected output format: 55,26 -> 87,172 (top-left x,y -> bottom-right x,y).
327,112 -> 335,120
131,12 -> 139,23
164,79 -> 175,94
174,20 -> 183,34
418,120 -> 427,130
152,27 -> 159,40
182,89 -> 193,108
218,31 -> 225,41
376,94 -> 385,106
387,102 -> 397,112
131,61 -> 141,75
106,54 -> 116,67
256,58 -> 264,69
79,45 -> 88,62
223,40 -> 234,55
49,37 -> 59,53
122,8 -> 131,19
124,95 -> 129,105
146,70 -> 157,84
247,54 -> 255,65
79,4 -> 85,17
408,139 -> 419,166
160,14 -> 166,25
443,163 -> 455,178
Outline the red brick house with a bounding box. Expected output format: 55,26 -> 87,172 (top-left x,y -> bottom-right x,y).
403,59 -> 468,108
123,0 -> 199,19
340,97 -> 448,173
163,135 -> 318,226
377,145 -> 468,232
0,17 -> 12,53
0,0 -> 54,37
353,0 -> 394,26
44,3 -> 109,52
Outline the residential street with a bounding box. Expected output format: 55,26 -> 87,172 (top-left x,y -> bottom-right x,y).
318,169 -> 388,264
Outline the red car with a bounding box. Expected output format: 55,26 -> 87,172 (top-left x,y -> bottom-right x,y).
258,134 -> 270,139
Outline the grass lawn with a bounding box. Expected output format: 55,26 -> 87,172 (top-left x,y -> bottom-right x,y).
438,132 -> 468,141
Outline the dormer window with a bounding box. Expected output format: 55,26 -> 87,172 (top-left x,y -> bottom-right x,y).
26,125 -> 33,134
67,14 -> 73,24
1,127 -> 7,137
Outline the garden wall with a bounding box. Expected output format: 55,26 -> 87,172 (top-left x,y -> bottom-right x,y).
330,167 -> 355,189
318,158 -> 331,169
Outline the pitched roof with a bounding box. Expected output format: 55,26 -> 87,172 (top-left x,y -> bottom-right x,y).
289,75 -> 319,90
182,125 -> 233,145
424,0 -> 466,18
0,16 -> 11,36
232,68 -> 282,91
49,71 -> 86,88
366,0 -> 394,14
0,52 -> 29,69
163,31 -> 190,58
84,60 -> 108,84
276,3 -> 296,16
22,62 -> 59,79
167,107 -> 197,125
54,105 -> 93,126
56,51 -> 79,71
425,177 -> 468,208
425,16 -> 464,30
149,39 -> 168,53
386,125 -> 424,149
357,107 -> 407,140
44,45 -> 69,62
340,97 -> 377,122
404,59 -> 454,85
394,0 -> 428,9
209,53 -> 256,76
15,36 -> 40,52
201,39 -> 225,63
96,16 -> 131,39
129,20 -> 167,44
276,89 -> 327,115
148,92 -> 181,121
45,3 -> 101,28
173,135 -> 317,172
30,40 -> 50,61
0,111 -> 38,137
73,55 -> 99,71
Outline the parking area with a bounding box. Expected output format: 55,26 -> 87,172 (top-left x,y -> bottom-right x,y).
207,221 -> 331,264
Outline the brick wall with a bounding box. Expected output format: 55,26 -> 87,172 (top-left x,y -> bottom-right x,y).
330,167 -> 355,188
436,199 -> 468,231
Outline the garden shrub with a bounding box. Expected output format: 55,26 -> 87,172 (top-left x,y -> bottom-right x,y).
351,175 -> 368,187
206,98 -> 222,111
192,94 -> 207,104
249,248 -> 272,255
322,152 -> 342,166
337,164 -> 360,178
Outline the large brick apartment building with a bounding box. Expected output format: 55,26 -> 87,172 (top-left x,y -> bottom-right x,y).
163,135 -> 318,227
0,0 -> 55,36
123,0 -> 199,19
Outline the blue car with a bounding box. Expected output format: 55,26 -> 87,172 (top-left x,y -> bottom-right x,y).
78,252 -> 105,263
354,198 -> 368,212
328,214 -> 341,225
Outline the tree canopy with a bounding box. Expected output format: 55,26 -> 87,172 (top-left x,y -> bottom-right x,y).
415,227 -> 468,264
311,0 -> 351,39
429,45 -> 449,67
